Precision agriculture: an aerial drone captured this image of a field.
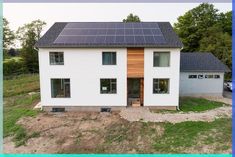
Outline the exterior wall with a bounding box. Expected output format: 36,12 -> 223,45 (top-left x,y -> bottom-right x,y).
144,48 -> 181,106
38,48 -> 127,107
179,72 -> 224,97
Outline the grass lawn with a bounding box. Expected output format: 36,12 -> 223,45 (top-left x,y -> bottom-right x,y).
179,97 -> 226,112
3,74 -> 41,146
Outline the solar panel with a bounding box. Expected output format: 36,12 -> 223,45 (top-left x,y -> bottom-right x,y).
53,22 -> 166,46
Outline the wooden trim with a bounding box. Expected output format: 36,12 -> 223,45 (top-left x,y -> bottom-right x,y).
140,78 -> 144,105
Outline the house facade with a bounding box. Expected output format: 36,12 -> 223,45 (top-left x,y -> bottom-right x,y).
36,22 -> 229,112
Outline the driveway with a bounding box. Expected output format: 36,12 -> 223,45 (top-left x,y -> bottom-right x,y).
223,85 -> 232,99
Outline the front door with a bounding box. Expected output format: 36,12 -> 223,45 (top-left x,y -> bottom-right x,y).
127,78 -> 143,107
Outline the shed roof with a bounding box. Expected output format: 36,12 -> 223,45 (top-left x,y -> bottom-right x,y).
180,52 -> 230,72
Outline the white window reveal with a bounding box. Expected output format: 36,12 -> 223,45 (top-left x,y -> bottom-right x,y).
50,52 -> 64,65
153,79 -> 170,94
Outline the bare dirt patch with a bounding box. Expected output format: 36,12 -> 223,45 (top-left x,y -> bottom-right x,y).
120,106 -> 231,123
3,110 -> 231,154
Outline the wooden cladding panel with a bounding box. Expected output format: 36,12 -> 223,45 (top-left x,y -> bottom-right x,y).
127,48 -> 144,78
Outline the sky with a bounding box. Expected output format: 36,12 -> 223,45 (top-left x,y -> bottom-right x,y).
4,3 -> 232,35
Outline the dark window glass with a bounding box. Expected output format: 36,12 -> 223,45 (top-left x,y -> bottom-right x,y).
153,52 -> 170,67
198,75 -> 204,79
51,79 -> 70,98
205,75 -> 214,79
153,79 -> 169,94
100,79 -> 117,94
102,52 -> 116,65
214,75 -> 220,79
189,75 -> 197,79
50,52 -> 64,65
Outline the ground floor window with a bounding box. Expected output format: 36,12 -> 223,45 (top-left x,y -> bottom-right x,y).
51,79 -> 70,98
100,79 -> 117,94
153,78 -> 169,94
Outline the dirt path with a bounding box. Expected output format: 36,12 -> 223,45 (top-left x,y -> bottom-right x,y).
119,106 -> 231,123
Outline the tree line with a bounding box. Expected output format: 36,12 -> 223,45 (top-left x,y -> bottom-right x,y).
3,3 -> 232,77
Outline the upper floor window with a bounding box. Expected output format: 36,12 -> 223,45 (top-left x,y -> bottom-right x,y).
153,78 -> 169,94
100,79 -> 117,94
214,75 -> 220,79
51,78 -> 70,98
102,52 -> 116,65
50,52 -> 64,65
153,52 -> 170,67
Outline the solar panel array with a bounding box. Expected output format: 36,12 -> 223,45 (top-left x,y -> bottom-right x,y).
53,22 -> 166,46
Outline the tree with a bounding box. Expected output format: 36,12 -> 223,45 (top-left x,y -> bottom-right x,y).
17,20 -> 46,73
3,18 -> 15,58
217,11 -> 232,35
199,25 -> 232,69
123,13 -> 141,22
174,3 -> 219,52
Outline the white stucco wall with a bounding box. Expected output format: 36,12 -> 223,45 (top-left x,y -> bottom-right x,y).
179,72 -> 224,97
38,48 -> 127,107
144,48 -> 181,106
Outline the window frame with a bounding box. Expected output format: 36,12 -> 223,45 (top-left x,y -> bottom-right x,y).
153,78 -> 170,94
205,75 -> 214,79
49,52 -> 64,65
153,52 -> 170,67
102,52 -> 117,65
214,75 -> 220,79
51,78 -> 71,98
188,75 -> 197,79
100,78 -> 117,94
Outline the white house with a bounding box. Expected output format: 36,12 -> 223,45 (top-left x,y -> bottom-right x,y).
35,22 -> 229,112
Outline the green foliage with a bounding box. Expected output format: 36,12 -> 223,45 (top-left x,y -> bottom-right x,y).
123,13 -> 141,22
199,25 -> 232,69
3,57 -> 28,76
153,118 -> 231,153
17,20 -> 46,73
4,74 -> 40,138
174,3 -> 232,71
3,17 -> 15,50
179,97 -> 225,112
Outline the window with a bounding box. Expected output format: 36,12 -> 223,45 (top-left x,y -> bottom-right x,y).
205,75 -> 214,79
102,52 -> 116,65
100,79 -> 117,94
50,52 -> 64,65
153,79 -> 169,94
198,75 -> 204,79
51,79 -> 70,98
214,75 -> 220,79
153,52 -> 170,67
188,75 -> 197,79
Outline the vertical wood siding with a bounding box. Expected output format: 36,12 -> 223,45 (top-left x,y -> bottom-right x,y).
127,48 -> 144,78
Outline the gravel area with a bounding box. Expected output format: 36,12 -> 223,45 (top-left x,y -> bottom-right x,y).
119,106 -> 231,123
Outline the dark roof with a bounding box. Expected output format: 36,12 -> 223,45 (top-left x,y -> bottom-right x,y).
180,52 -> 230,72
35,22 -> 183,48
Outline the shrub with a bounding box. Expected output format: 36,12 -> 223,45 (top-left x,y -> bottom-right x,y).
3,58 -> 28,76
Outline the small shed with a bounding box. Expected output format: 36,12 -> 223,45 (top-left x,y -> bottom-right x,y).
180,52 -> 230,97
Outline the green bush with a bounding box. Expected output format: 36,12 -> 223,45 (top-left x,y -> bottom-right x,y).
3,58 -> 28,76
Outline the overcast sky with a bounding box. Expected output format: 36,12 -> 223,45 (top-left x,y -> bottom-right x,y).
4,3 -> 232,35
